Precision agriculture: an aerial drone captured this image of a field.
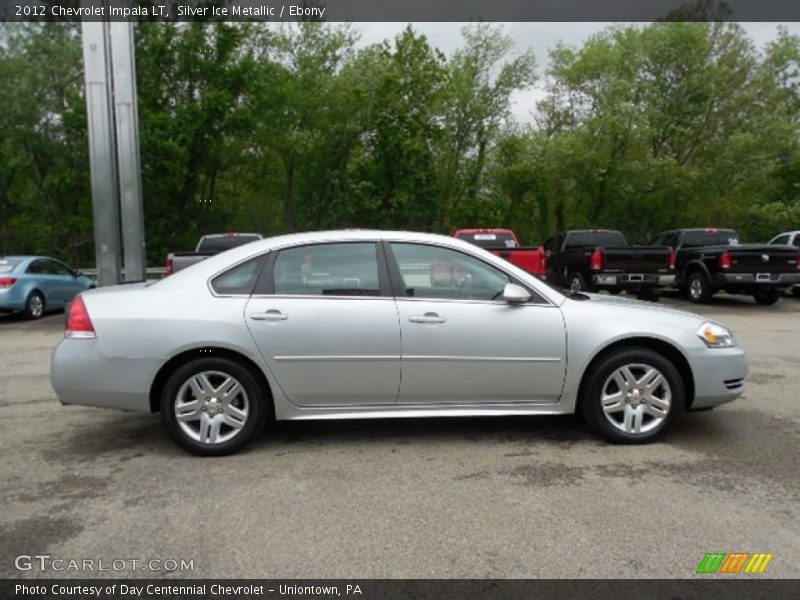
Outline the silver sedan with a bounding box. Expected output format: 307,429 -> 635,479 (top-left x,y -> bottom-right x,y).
51,230 -> 747,455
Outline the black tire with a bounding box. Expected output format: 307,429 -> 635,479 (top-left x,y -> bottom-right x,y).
580,347 -> 685,444
635,290 -> 661,302
22,291 -> 45,320
161,357 -> 268,456
792,286 -> 800,298
753,288 -> 780,305
568,272 -> 593,293
686,271 -> 713,304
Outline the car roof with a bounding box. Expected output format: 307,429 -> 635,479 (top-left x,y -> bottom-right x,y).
155,229 -> 567,304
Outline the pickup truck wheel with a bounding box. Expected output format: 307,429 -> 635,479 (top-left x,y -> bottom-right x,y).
569,273 -> 593,294
753,288 -> 780,305
636,290 -> 660,302
161,358 -> 267,456
792,286 -> 800,298
686,272 -> 712,304
581,348 -> 684,444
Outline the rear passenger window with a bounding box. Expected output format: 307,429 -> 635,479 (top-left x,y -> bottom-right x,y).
210,256 -> 265,295
273,243 -> 380,296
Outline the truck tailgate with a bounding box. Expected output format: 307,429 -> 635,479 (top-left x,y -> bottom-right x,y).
726,245 -> 799,274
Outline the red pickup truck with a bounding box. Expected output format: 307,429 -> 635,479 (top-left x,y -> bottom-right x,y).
452,228 -> 546,277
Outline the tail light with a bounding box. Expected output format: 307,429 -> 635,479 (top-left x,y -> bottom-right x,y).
165,257 -> 173,276
668,249 -> 677,271
718,250 -> 732,270
590,248 -> 604,271
0,277 -> 16,288
66,296 -> 96,339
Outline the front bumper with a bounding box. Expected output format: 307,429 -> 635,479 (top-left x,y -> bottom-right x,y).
713,272 -> 800,286
51,338 -> 159,413
687,346 -> 748,410
592,273 -> 675,288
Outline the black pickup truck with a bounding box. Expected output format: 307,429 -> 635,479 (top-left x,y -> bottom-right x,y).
649,228 -> 800,304
543,229 -> 675,299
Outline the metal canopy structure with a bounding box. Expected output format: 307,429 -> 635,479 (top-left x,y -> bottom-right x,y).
81,6 -> 146,286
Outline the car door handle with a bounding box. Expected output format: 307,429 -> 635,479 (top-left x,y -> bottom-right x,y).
409,313 -> 446,324
250,310 -> 288,321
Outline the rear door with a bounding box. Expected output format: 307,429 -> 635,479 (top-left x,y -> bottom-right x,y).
387,242 -> 566,405
26,259 -> 61,306
245,242 -> 402,407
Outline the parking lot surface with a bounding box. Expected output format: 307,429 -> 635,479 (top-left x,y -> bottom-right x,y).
1,292 -> 798,579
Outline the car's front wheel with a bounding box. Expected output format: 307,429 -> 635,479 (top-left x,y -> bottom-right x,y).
581,348 -> 685,443
161,357 -> 267,456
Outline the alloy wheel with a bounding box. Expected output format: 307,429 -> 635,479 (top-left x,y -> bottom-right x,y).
689,278 -> 703,301
174,371 -> 250,445
600,363 -> 672,434
29,294 -> 44,318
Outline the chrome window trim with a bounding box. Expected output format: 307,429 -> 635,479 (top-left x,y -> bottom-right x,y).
205,235 -> 559,306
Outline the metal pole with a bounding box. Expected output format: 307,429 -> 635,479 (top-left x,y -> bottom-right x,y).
81,14 -> 121,287
110,21 -> 146,282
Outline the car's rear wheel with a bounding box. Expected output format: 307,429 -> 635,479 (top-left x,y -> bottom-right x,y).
581,348 -> 685,443
686,272 -> 712,304
23,291 -> 45,320
753,288 -> 780,305
161,358 -> 267,456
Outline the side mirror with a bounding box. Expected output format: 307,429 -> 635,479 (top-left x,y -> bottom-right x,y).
502,282 -> 531,303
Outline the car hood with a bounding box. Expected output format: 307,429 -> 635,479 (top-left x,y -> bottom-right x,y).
574,292 -> 706,321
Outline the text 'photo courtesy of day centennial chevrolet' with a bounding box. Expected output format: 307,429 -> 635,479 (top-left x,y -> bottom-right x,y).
50,231 -> 748,455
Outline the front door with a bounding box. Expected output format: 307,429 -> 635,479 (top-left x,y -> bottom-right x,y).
245,242 -> 401,407
388,242 -> 567,404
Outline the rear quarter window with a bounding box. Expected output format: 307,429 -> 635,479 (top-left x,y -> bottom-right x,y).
0,259 -> 22,273
210,256 -> 266,295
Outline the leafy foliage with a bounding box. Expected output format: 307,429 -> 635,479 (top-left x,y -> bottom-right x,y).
0,21 -> 798,266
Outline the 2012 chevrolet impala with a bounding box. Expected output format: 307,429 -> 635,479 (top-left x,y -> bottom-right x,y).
51,231 -> 747,455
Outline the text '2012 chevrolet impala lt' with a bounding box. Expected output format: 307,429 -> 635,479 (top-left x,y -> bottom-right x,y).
51,231 -> 747,455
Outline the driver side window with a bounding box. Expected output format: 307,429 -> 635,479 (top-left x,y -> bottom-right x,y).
390,243 -> 511,302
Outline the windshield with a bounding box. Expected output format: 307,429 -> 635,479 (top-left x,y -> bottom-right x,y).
197,235 -> 261,253
455,232 -> 518,249
0,258 -> 23,273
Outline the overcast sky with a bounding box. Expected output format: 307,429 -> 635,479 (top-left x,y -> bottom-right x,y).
351,22 -> 800,123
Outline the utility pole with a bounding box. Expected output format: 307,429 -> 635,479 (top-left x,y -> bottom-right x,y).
81,6 -> 146,286
110,22 -> 146,282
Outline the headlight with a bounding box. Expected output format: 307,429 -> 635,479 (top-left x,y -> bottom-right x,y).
696,321 -> 736,348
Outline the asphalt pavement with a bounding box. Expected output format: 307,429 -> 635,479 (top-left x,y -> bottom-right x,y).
1,292 -> 798,578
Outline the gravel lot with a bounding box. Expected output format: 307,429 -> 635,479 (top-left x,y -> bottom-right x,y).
1,292 -> 798,579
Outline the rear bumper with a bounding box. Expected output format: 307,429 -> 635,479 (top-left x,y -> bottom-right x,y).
0,289 -> 26,312
51,338 -> 159,413
687,346 -> 748,410
713,272 -> 800,287
592,273 -> 675,288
